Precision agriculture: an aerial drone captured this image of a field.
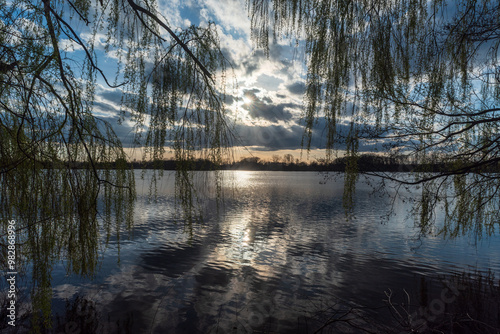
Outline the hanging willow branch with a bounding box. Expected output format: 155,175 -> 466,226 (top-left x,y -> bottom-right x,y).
126,0 -> 214,82
0,0 -> 232,330
248,0 -> 500,238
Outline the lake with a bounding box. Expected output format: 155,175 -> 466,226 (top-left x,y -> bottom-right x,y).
6,171 -> 500,333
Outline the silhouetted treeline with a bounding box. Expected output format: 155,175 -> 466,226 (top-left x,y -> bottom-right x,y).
226,155 -> 439,172
43,154 -> 500,173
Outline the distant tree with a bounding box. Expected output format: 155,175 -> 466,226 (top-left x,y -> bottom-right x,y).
241,156 -> 261,164
283,153 -> 294,164
0,0 -> 230,329
271,154 -> 281,163
249,0 -> 500,237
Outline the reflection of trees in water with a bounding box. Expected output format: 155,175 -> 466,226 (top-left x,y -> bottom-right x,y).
53,296 -> 134,334
383,271 -> 500,334
0,168 -> 135,332
1,0 -> 230,328
3,269 -> 494,333
54,297 -> 99,334
295,270 -> 500,334
0,280 -> 133,333
437,271 -> 500,333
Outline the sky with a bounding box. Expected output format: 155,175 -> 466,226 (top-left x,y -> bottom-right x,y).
8,0 -> 497,162
60,0 -> 374,162
77,0 -> 332,162
164,0 -> 329,161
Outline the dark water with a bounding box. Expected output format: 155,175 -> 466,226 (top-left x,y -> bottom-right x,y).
11,172 -> 500,332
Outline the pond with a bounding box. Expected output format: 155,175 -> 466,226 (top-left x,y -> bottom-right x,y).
3,171 -> 500,333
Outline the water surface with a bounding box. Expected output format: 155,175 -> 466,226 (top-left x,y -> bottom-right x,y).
15,171 -> 500,332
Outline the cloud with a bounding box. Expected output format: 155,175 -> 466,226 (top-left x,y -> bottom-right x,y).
244,88 -> 261,95
157,0 -> 191,30
95,115 -> 137,148
59,39 -> 84,52
233,122 -> 370,152
286,81 -> 306,95
237,44 -> 297,79
240,50 -> 267,76
256,74 -> 284,91
96,85 -> 123,104
83,1 -> 397,156
196,0 -> 250,36
224,94 -> 236,106
92,101 -> 120,116
235,124 -> 304,150
242,90 -> 298,122
262,96 -> 273,104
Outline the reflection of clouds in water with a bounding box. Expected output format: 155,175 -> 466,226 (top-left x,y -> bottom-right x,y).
61,263 -> 199,332
53,284 -> 80,300
219,176 -> 351,290
47,171 -> 500,333
199,181 -> 352,331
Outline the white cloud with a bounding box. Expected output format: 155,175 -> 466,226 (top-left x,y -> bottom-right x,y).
256,73 -> 283,91
157,0 -> 188,29
59,39 -> 84,52
200,0 -> 250,36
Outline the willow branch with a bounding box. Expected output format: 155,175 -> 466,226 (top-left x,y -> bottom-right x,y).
126,0 -> 214,82
46,4 -> 126,88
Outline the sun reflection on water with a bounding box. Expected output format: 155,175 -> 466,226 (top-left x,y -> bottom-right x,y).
229,170 -> 255,188
242,228 -> 251,245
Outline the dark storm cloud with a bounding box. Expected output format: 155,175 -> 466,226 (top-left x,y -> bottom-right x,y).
245,88 -> 261,95
91,90 -> 397,152
262,96 -> 273,104
233,116 -> 394,152
242,90 -> 298,122
241,50 -> 267,76
286,81 -> 306,95
94,111 -> 398,151
233,121 -> 337,151
95,115 -> 137,148
307,118 -> 402,152
34,113 -> 136,148
240,44 -> 289,76
224,94 -> 236,105
235,124 -> 304,150
98,89 -> 123,105
247,103 -> 294,122
233,122 -> 361,151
